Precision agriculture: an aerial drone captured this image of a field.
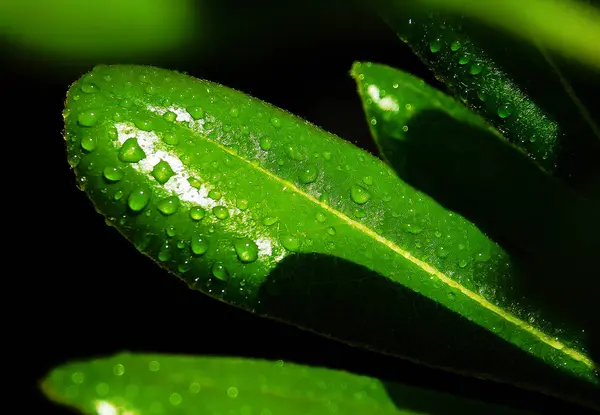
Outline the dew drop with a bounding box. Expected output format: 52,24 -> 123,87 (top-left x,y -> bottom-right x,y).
227,387 -> 239,398
77,110 -> 99,127
81,82 -> 99,94
135,118 -> 153,131
80,136 -> 97,152
279,234 -> 300,252
157,196 -> 179,215
230,108 -> 239,118
458,259 -> 468,268
163,111 -> 177,122
350,184 -> 371,205
234,238 -> 259,263
158,242 -> 172,262
459,55 -> 471,65
128,189 -> 151,212
166,226 -> 176,237
144,85 -> 156,95
299,164 -> 318,184
213,206 -> 229,219
353,208 -> 366,218
363,176 -> 373,185
429,38 -> 441,53
529,135 -> 537,143
270,117 -> 282,128
119,98 -> 133,108
262,216 -> 279,226
237,199 -> 249,210
187,106 -> 204,120
170,392 -> 183,406
323,151 -> 332,160
404,223 -> 423,234
315,212 -> 326,223
208,189 -> 222,200
212,262 -> 229,281
470,62 -> 484,75
178,259 -> 192,273
162,132 -> 179,145
326,227 -> 336,236
113,190 -> 124,201
113,364 -> 125,376
259,137 -> 272,150
435,231 -> 442,238
436,246 -> 449,258
191,236 -> 209,255
152,160 -> 175,185
118,138 -> 146,163
190,206 -> 206,221
450,40 -> 461,51
498,103 -> 513,119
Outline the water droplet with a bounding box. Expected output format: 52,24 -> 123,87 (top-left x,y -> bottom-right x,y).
227,386 -> 239,398
170,392 -> 183,406
113,364 -> 125,376
362,176 -> 373,185
128,188 -> 151,212
470,62 -> 484,75
315,212 -> 326,223
158,242 -> 172,262
213,206 -> 229,219
279,234 -> 300,252
326,227 -> 336,236
163,111 -> 177,122
323,151 -> 332,160
404,223 -> 423,234
162,132 -> 179,145
212,262 -> 229,281
319,192 -> 330,205
353,208 -> 366,218
458,259 -> 468,268
529,136 -> 537,143
285,145 -> 303,160
459,55 -> 471,65
370,117 -> 377,126
450,40 -> 461,51
77,110 -> 99,127
135,118 -> 153,131
157,196 -> 179,215
187,106 -> 204,120
118,138 -> 146,163
176,240 -> 186,249
178,259 -> 192,273
144,85 -> 156,95
299,164 -> 318,184
80,136 -> 97,152
81,82 -> 99,94
191,236 -> 209,255
429,38 -> 441,53
237,199 -> 249,210
436,246 -> 449,258
234,238 -> 259,263
259,137 -> 272,150
152,160 -> 175,184
498,103 -> 513,118
190,206 -> 206,221
230,108 -> 239,118
208,189 -> 222,200
113,190 -> 124,201
270,117 -> 282,128
166,226 -> 176,237
350,184 -> 371,205
262,216 -> 279,226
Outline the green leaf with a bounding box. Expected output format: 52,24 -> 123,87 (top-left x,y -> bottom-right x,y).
370,2 -> 559,169
64,65 -> 598,407
410,0 -> 600,73
0,0 -> 194,60
351,61 -> 600,380
42,353 -> 535,415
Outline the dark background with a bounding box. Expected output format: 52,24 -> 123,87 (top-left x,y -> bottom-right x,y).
5,0 -> 599,414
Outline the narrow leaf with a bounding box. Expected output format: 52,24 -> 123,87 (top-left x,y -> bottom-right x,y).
63,65 -> 598,406
371,2 -> 560,169
41,353 -> 535,415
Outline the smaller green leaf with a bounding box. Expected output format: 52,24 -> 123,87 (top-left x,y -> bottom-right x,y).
41,353 -> 534,415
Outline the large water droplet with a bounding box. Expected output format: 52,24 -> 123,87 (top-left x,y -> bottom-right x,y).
404,223 -> 423,234
450,40 -> 461,51
323,152 -> 332,160
429,38 -> 441,53
213,206 -> 229,219
191,236 -> 209,255
189,206 -> 206,221
262,216 -> 279,226
135,119 -> 153,131
128,188 -> 151,212
103,166 -> 123,182
158,242 -> 172,262
498,103 -> 513,119
362,176 -> 373,185
162,132 -> 179,145
315,212 -> 326,223
77,110 -> 99,127
470,63 -> 484,75
259,137 -> 272,150
157,196 -> 179,215
212,262 -> 229,281
299,165 -> 318,184
178,259 -> 192,273
208,189 -> 222,200
350,185 -> 371,205
118,138 -> 146,163
234,238 -> 259,263
236,199 -> 249,210
80,136 -> 97,152
326,227 -> 336,236
458,259 -> 468,268
81,82 -> 99,94
270,117 -> 282,128
459,55 -> 471,65
163,111 -> 177,122
279,234 -> 300,252
152,160 -> 175,185
187,106 -> 204,120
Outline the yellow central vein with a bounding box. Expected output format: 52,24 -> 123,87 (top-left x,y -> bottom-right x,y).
160,104 -> 595,371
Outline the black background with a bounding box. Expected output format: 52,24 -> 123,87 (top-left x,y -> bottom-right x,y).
5,0 -> 598,414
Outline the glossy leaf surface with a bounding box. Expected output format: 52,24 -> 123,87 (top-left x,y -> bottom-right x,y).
372,2 -> 559,169
42,353 -> 535,415
63,65 -> 597,406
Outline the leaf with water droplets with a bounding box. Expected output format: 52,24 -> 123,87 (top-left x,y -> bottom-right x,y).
63,65 -> 598,408
41,353 -> 534,415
